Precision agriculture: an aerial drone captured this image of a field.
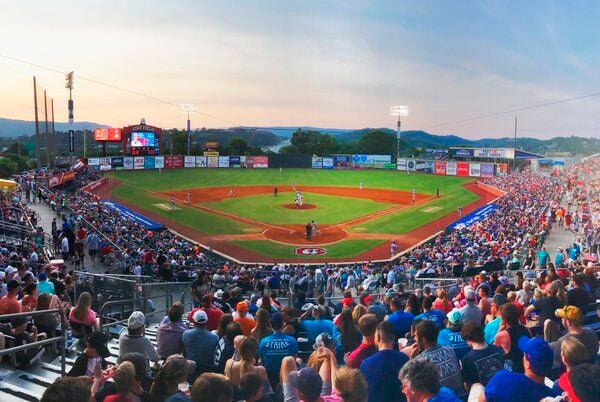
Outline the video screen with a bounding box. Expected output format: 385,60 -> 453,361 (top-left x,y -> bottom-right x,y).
130,132 -> 155,147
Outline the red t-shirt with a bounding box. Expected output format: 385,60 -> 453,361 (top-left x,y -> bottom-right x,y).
346,342 -> 377,369
0,294 -> 21,314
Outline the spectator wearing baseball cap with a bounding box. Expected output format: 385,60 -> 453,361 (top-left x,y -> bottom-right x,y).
183,309 -> 219,378
280,360 -> 323,402
68,332 -> 110,377
551,305 -> 598,366
0,279 -> 21,314
483,336 -> 559,401
233,301 -> 255,336
259,312 -> 298,390
437,310 -> 470,359
459,289 -> 483,328
118,311 -> 157,364
37,272 -> 55,296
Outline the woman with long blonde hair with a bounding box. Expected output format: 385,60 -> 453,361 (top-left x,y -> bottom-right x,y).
352,305 -> 367,326
68,292 -> 99,330
250,309 -> 273,342
224,336 -> 267,387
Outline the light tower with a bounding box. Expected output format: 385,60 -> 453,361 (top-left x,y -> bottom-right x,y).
65,71 -> 75,163
180,103 -> 197,155
390,105 -> 409,160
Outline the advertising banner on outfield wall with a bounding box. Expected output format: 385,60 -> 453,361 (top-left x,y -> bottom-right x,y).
124,157 -> 134,170
154,156 -> 164,169
351,154 -> 392,168
164,155 -> 184,169
207,156 -> 218,167
480,163 -> 495,178
229,156 -> 241,168
450,148 -> 474,158
99,157 -> 112,165
218,156 -> 230,168
87,157 -> 100,166
474,148 -> 514,159
322,157 -> 334,169
425,161 -> 434,173
252,156 -> 269,168
396,158 -> 407,171
100,164 -> 111,171
434,161 -> 446,175
111,157 -> 124,171
457,162 -> 470,176
416,160 -> 427,171
406,159 -> 417,172
134,157 -> 145,170
332,154 -> 351,169
446,162 -> 457,175
469,163 -> 481,177
312,157 -> 323,168
144,156 -> 155,169
196,156 -> 207,167
184,156 -> 195,168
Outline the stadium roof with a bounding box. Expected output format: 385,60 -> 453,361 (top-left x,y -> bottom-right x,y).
448,147 -> 543,160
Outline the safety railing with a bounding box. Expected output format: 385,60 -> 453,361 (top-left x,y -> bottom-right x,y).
98,292 -> 174,329
0,309 -> 67,375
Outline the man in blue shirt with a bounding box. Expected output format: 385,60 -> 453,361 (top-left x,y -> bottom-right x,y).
414,296 -> 446,329
300,305 -> 337,342
437,310 -> 470,359
259,312 -> 298,389
182,310 -> 219,378
360,321 -> 409,402
537,246 -> 550,268
483,336 -> 559,401
386,296 -> 414,340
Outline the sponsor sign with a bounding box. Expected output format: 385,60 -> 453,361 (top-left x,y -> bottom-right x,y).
496,163 -> 509,176
100,164 -> 111,171
164,155 -> 184,169
425,161 -> 435,173
295,247 -> 327,256
416,160 -> 427,171
207,156 -> 218,167
203,151 -> 219,157
406,159 -> 417,172
434,161 -> 446,175
82,177 -> 108,192
469,163 -> 481,177
134,156 -> 145,170
332,154 -> 351,169
87,157 -> 100,166
480,163 -> 495,178
446,162 -> 457,176
154,156 -> 165,169
252,156 -> 268,168
104,200 -> 163,230
451,148 -> 474,157
229,156 -> 241,168
110,157 -> 124,165
218,156 -> 230,168
457,162 -> 470,176
322,157 -> 334,169
396,158 -> 407,171
123,157 -> 134,170
93,128 -> 122,141
184,156 -> 196,168
48,170 -> 75,188
351,154 -> 392,168
449,203 -> 499,230
312,156 -> 323,169
196,156 -> 207,167
99,157 -> 112,165
473,148 -> 514,159
144,156 -> 155,169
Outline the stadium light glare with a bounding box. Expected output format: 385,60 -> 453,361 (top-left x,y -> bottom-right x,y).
390,105 -> 409,117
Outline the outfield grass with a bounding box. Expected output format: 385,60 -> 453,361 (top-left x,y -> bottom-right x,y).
108,168 -> 472,194
232,239 -> 386,259
111,183 -> 261,235
202,193 -> 394,225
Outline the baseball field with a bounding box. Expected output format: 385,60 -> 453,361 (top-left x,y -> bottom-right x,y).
96,168 -> 499,263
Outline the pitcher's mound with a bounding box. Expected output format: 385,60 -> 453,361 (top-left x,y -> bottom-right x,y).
281,203 -> 317,210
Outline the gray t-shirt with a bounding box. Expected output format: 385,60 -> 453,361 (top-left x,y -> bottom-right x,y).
118,332 -> 158,363
418,345 -> 465,398
551,328 -> 598,367
459,303 -> 483,327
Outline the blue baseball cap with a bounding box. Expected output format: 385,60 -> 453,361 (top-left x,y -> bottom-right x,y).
38,272 -> 47,281
518,336 -> 553,376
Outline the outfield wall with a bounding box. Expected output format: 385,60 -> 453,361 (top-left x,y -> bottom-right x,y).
85,155 -> 269,171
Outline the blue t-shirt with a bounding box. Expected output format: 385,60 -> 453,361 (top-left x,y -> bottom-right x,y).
437,329 -> 471,359
387,311 -> 414,339
360,349 -> 409,402
537,250 -> 550,266
485,370 -> 558,402
165,391 -> 191,402
484,317 -> 501,345
301,319 -> 336,342
259,332 -> 298,373
414,309 -> 446,329
429,387 -> 461,402
182,328 -> 219,372
554,253 -> 564,266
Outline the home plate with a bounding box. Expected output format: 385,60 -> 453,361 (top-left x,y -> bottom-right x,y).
154,203 -> 181,211
421,206 -> 442,213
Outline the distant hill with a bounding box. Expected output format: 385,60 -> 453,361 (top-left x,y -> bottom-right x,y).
0,117 -> 109,137
192,127 -> 282,148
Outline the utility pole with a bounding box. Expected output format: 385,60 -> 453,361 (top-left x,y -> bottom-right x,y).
33,76 -> 41,170
180,104 -> 197,155
44,90 -> 50,167
390,106 -> 409,162
51,98 -> 55,165
66,71 -> 75,164
513,115 -> 518,172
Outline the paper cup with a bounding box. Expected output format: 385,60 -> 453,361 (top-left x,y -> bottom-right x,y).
398,338 -> 408,348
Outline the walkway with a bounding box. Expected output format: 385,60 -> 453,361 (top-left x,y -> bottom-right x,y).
543,197 -> 578,263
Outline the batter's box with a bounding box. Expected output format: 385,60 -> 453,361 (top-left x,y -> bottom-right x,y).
420,206 -> 442,213
153,203 -> 181,211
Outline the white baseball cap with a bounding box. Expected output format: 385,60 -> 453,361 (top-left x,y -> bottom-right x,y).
127,311 -> 146,330
192,309 -> 208,324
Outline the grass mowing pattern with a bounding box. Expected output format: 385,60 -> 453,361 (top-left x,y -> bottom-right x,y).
111,183 -> 260,235
232,239 -> 386,259
202,193 -> 394,225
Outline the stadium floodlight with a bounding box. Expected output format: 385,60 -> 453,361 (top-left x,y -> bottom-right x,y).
180,104 -> 197,155
390,105 -> 409,117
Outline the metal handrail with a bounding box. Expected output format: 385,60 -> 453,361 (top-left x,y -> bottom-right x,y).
0,309 -> 66,375
98,292 -> 174,328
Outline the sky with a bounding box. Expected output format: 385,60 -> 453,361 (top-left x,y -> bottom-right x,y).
1,0 -> 599,139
